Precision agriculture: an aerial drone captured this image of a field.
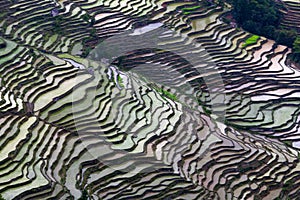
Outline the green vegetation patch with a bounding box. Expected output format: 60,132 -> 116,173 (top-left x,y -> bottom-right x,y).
117,75 -> 124,88
0,38 -> 6,48
154,87 -> 178,102
291,37 -> 300,63
294,37 -> 300,54
79,189 -> 89,200
242,35 -> 260,48
230,0 -> 299,52
182,5 -> 201,12
0,11 -> 7,19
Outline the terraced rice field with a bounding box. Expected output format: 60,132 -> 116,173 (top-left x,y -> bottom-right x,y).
0,0 -> 300,199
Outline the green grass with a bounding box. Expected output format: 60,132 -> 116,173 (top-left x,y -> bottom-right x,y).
117,75 -> 124,88
283,140 -> 292,146
0,38 -> 5,47
155,87 -> 178,102
0,12 -> 7,19
182,5 -> 201,12
242,35 -> 260,47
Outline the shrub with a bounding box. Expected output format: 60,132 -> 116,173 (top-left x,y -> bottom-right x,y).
293,37 -> 300,54
229,0 -> 300,63
78,189 -> 89,200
